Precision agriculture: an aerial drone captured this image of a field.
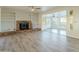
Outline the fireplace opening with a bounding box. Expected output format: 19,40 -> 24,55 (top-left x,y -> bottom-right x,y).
20,21 -> 29,30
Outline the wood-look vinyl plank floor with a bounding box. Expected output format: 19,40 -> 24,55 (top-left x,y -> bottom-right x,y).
0,29 -> 79,52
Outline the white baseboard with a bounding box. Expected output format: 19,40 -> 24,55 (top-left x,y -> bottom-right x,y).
67,33 -> 79,39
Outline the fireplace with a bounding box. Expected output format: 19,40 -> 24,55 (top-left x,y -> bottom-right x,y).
16,21 -> 32,31
20,21 -> 29,30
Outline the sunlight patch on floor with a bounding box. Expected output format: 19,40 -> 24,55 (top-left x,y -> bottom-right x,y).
52,29 -> 66,35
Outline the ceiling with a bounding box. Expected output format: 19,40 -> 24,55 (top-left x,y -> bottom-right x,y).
0,6 -> 55,13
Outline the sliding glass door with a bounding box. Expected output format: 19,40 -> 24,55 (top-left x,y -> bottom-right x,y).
51,11 -> 67,35
42,10 -> 67,35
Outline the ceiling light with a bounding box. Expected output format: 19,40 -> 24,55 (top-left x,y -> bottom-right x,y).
32,8 -> 34,11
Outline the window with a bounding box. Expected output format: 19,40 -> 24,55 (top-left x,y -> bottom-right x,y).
42,10 -> 67,30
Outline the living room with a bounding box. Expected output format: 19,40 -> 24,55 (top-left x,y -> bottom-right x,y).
0,6 -> 79,52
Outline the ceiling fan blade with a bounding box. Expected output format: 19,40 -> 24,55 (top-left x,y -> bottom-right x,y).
36,8 -> 41,9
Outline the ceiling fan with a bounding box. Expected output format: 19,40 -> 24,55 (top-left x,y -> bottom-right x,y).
28,6 -> 41,11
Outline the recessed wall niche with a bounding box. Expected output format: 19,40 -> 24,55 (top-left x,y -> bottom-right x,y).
70,10 -> 73,16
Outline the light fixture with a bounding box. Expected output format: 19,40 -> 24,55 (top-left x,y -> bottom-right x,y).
32,8 -> 34,11
32,6 -> 34,11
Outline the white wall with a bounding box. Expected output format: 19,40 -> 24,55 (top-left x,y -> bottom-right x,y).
16,10 -> 30,21
43,6 -> 79,39
67,7 -> 79,39
0,8 -> 1,32
32,13 -> 42,29
0,8 -> 16,32
38,13 -> 42,29
31,13 -> 39,29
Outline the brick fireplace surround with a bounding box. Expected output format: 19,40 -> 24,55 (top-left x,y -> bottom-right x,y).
16,20 -> 32,31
